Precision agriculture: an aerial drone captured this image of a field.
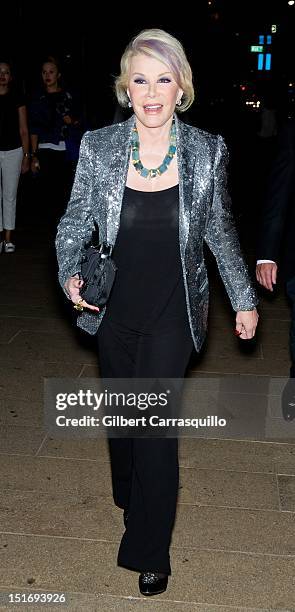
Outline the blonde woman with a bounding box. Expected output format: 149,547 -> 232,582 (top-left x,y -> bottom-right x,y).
29,57 -> 80,226
56,29 -> 258,596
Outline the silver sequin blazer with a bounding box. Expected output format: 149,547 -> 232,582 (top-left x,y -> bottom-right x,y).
55,114 -> 258,352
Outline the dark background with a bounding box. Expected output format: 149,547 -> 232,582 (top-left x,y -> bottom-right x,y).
1,0 -> 294,237
1,0 -> 294,128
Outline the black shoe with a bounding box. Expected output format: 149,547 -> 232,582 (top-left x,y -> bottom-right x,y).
282,379 -> 295,421
123,509 -> 129,528
139,572 -> 168,596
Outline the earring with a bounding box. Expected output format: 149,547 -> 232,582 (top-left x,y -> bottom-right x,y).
176,98 -> 182,106
128,100 -> 132,108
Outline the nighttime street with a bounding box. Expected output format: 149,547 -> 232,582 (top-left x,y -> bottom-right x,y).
0,1 -> 295,610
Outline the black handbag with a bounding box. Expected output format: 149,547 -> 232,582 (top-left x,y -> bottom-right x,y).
80,222 -> 117,308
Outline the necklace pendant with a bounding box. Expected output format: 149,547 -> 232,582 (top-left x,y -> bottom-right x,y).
131,119 -> 176,179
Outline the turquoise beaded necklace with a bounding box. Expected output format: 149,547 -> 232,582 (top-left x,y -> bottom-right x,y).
131,119 -> 177,179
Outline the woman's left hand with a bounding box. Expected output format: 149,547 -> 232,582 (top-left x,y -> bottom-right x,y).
235,309 -> 259,339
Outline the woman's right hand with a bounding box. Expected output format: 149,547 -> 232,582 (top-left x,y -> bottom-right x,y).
64,276 -> 100,313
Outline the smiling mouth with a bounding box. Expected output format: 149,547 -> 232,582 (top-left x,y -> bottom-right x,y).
143,104 -> 163,111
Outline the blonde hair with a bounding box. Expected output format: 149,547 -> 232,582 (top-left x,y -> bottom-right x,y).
115,29 -> 195,113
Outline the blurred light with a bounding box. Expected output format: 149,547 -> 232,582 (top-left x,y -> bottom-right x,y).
240,85 -> 247,91
259,35 -> 264,44
258,53 -> 264,70
265,53 -> 272,70
271,24 -> 277,32
289,82 -> 294,86
288,1 -> 295,5
267,35 -> 272,44
251,45 -> 264,52
245,100 -> 260,109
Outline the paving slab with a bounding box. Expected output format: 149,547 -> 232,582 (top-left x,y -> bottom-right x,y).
3,330 -> 98,366
38,436 -> 110,461
277,475 -> 295,511
0,455 -> 113,497
0,588 -> 281,611
0,426 -> 45,455
0,490 -> 294,556
0,534 -> 294,608
179,468 -> 279,509
179,438 -> 295,473
0,361 -> 82,401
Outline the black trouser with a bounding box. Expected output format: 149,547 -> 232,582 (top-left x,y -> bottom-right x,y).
286,274 -> 295,377
96,315 -> 194,574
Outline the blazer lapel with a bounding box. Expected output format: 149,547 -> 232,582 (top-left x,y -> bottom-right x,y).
175,115 -> 196,257
106,114 -> 135,245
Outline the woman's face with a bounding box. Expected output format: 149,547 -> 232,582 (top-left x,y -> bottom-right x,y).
0,63 -> 11,87
127,53 -> 183,129
42,62 -> 60,88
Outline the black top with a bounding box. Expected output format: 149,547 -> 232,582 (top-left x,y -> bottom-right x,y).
29,89 -> 75,145
0,90 -> 24,151
106,185 -> 189,332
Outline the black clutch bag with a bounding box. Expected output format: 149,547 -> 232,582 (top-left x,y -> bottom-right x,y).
80,223 -> 117,308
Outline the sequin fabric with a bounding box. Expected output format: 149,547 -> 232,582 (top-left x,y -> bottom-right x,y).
140,572 -> 164,584
55,113 -> 258,353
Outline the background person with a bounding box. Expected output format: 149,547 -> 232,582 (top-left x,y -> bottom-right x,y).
256,119 -> 295,420
0,60 -> 30,253
29,56 -> 82,229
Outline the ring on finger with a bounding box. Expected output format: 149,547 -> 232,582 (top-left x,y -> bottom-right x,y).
74,298 -> 84,312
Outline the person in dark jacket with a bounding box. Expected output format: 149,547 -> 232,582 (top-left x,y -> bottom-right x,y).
256,119 -> 295,420
29,56 -> 82,226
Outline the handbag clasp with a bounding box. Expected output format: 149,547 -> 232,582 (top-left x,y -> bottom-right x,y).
98,243 -> 113,258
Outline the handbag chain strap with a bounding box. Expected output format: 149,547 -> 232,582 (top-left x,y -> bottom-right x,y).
92,220 -> 113,257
